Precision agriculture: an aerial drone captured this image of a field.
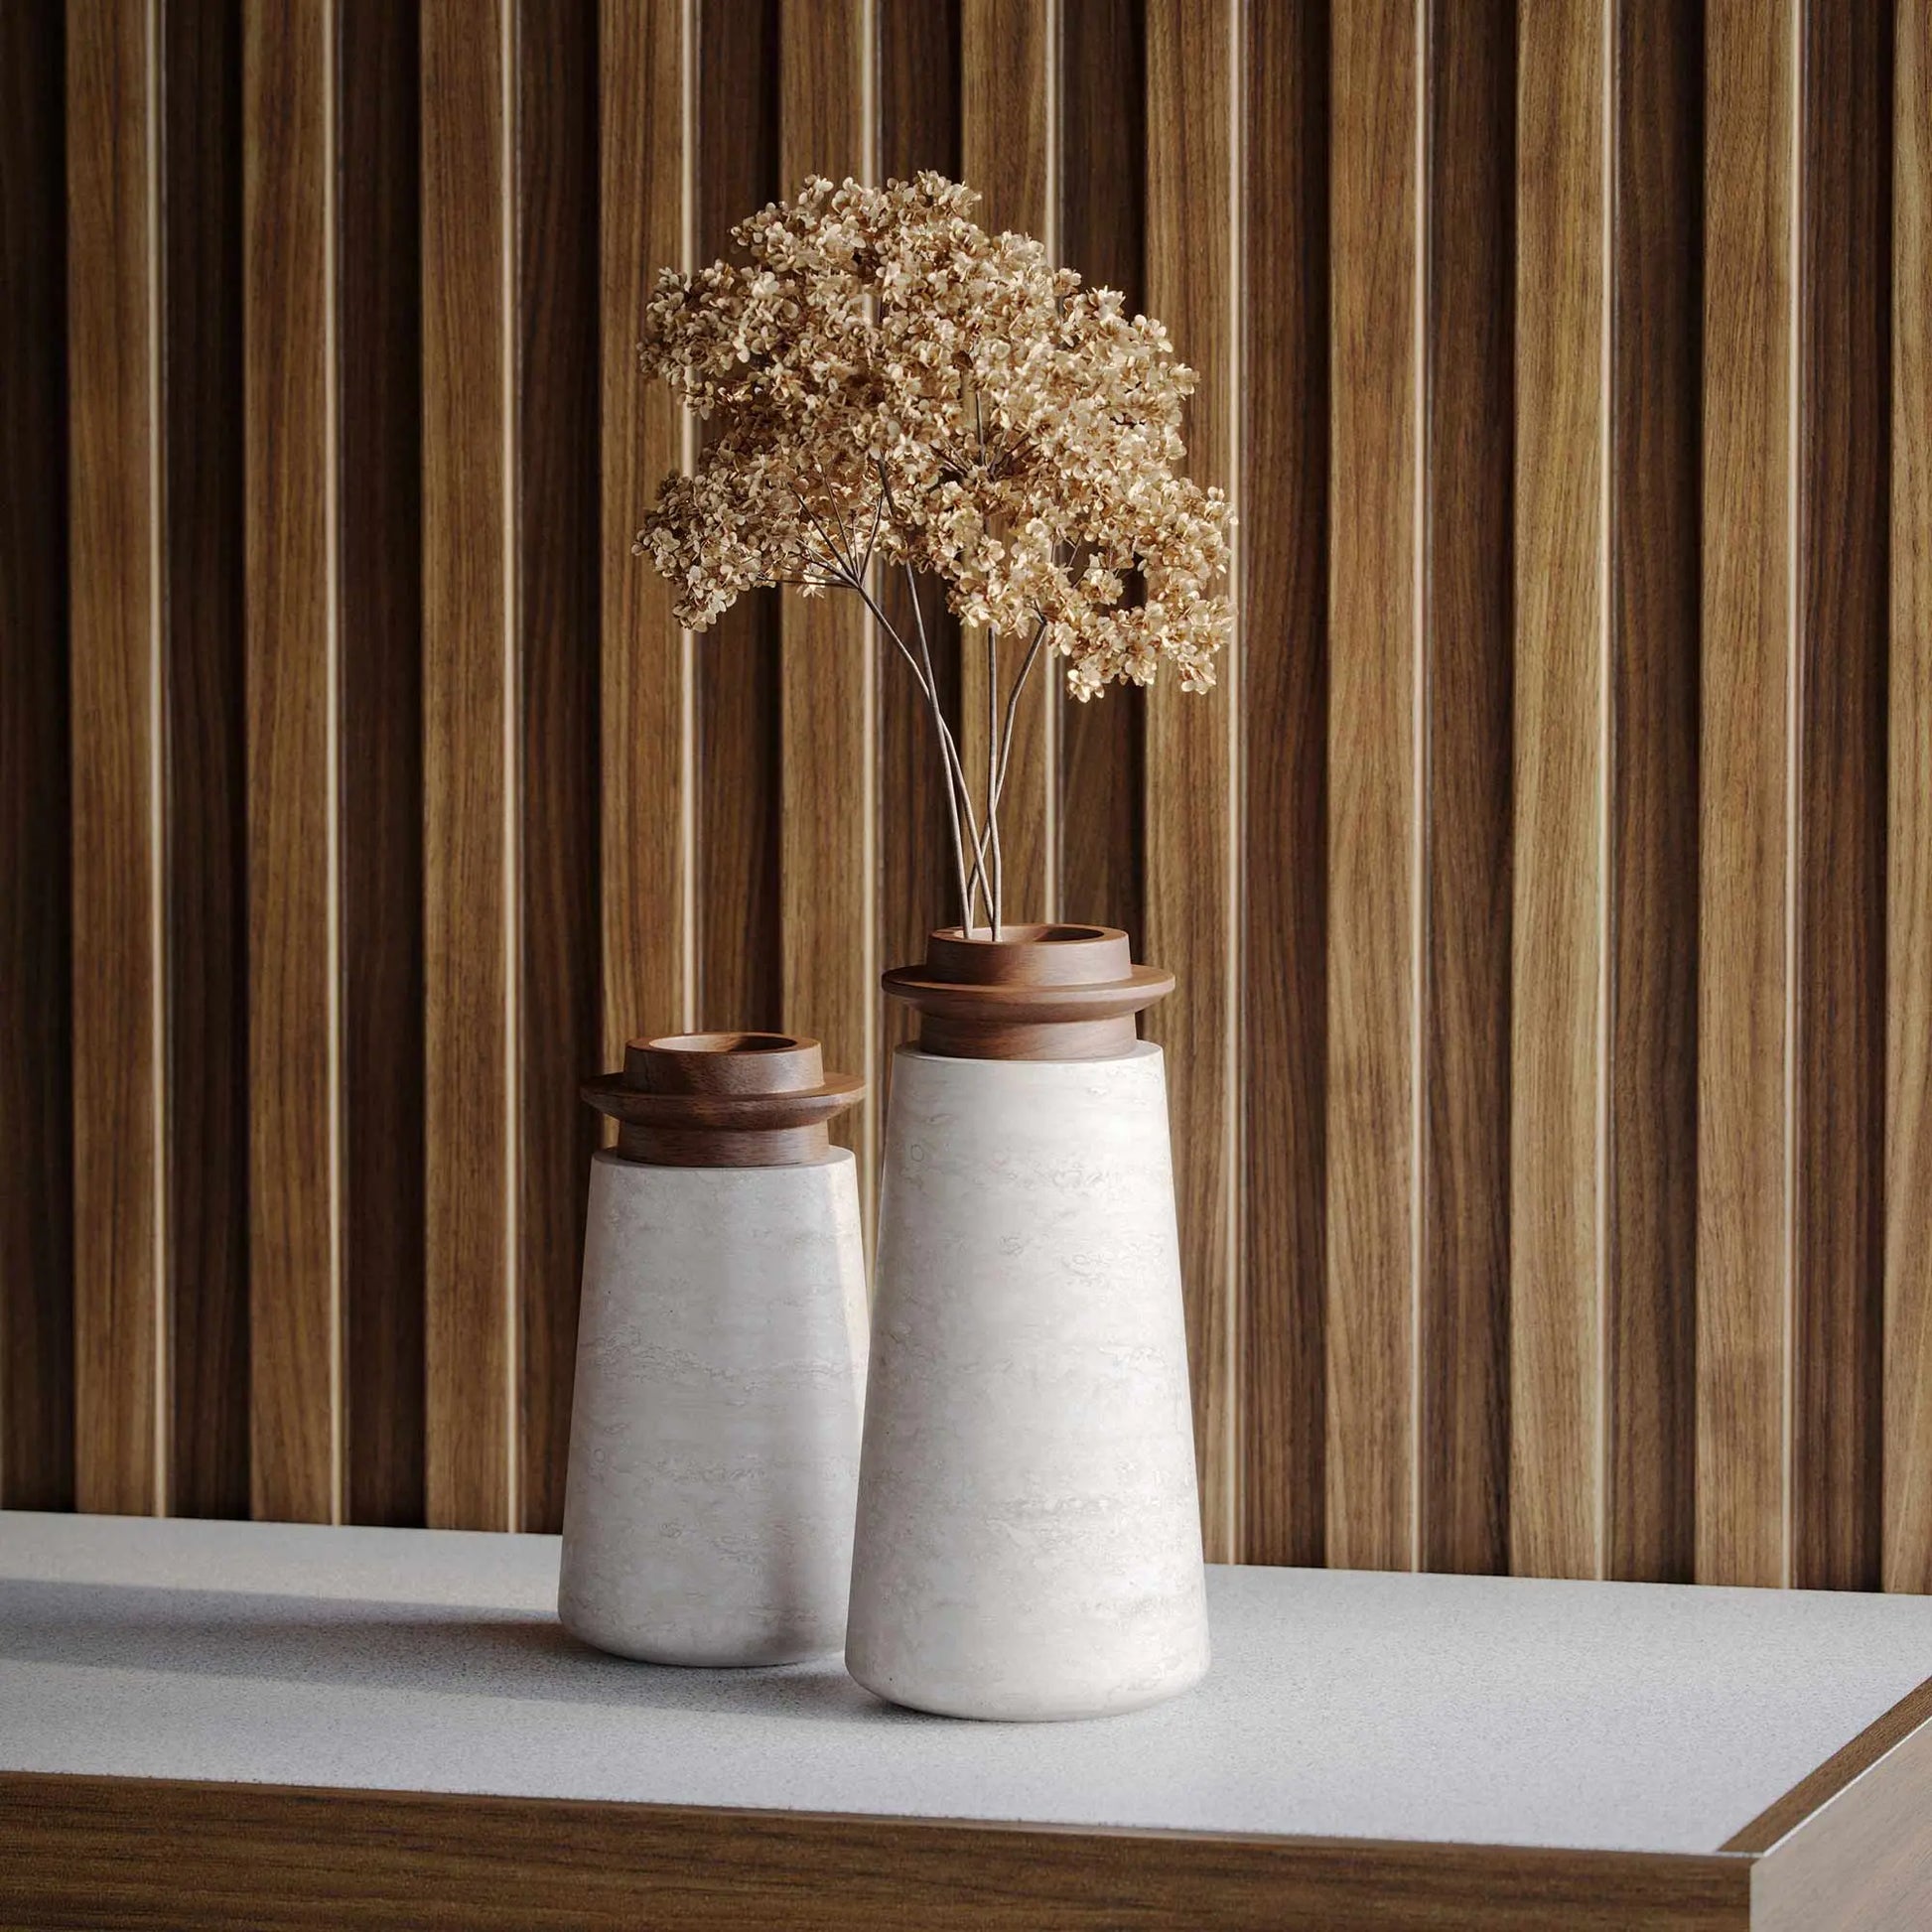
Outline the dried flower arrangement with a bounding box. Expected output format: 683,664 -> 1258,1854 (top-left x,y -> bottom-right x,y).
633,172 -> 1231,940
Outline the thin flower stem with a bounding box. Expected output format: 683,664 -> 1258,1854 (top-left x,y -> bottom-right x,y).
793,491 -> 854,577
985,625 -> 1003,939
886,553 -> 998,928
873,606 -> 977,934
860,475 -> 888,574
873,465 -> 1001,930
992,614 -> 1050,806
846,565 -> 994,934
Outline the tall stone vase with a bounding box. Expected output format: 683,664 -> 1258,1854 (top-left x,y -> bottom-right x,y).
559,1033 -> 868,1666
846,926 -> 1211,1721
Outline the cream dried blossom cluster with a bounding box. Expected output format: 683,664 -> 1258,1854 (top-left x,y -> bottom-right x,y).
632,172 -> 1231,935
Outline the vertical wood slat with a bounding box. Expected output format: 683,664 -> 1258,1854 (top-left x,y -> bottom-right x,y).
1790,0 -> 1891,1593
339,0 -> 427,1528
164,0 -> 249,1523
1510,0 -> 1607,1582
875,0 -> 962,1014
1144,0 -> 1238,1563
1698,0 -> 1796,1589
1239,0 -> 1327,1569
422,0 -> 515,1531
695,0 -> 781,1035
600,0 -> 689,1063
960,0 -> 1054,929
1054,0 -> 1145,945
1421,0 -> 1514,1580
778,0 -> 875,1194
243,0 -> 341,1527
68,0 -> 165,1518
1326,0 -> 1420,1573
1885,0 -> 1932,1595
1606,0 -> 1702,1585
514,0 -> 602,1534
0,0 -> 75,1512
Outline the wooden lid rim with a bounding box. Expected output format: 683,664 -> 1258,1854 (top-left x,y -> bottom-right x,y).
882,926 -> 1173,1060
580,1074 -> 865,1129
880,964 -> 1174,1018
583,1031 -> 864,1166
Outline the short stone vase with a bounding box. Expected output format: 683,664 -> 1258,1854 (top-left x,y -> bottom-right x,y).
559,1032 -> 868,1666
846,924 -> 1211,1721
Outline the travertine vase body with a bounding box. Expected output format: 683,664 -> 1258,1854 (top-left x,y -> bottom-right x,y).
559,1150 -> 869,1665
846,1043 -> 1210,1720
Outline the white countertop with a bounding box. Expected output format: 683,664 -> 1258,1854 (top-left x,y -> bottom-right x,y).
3,1509 -> 1928,1855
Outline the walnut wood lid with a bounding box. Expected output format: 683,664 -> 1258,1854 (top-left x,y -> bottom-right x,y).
881,924 -> 1174,1060
581,1032 -> 864,1167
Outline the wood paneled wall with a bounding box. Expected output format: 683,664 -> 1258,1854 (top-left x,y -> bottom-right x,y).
2,0 -> 1929,1587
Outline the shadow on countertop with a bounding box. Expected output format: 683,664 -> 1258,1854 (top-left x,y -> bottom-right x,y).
0,1579 -> 916,1725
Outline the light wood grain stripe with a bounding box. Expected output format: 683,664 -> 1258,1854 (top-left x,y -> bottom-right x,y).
1698,0 -> 1796,1589
1510,0 -> 1609,1582
68,0 -> 166,1518
1885,0 -> 1932,1594
1326,0 -> 1421,1573
422,0 -> 515,1531
1145,0 -> 1239,1563
777,0 -> 877,1204
961,0 -> 1055,930
242,0 -> 343,1525
601,0 -> 690,1060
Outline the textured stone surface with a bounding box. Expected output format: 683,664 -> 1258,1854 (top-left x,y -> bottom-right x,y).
558,1150 -> 868,1665
9,1512 -> 1932,1853
847,1043 -> 1211,1720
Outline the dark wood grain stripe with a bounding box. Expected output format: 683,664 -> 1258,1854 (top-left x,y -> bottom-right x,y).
1239,0 -> 1328,1570
513,0 -> 602,1535
0,0 -> 75,1513
162,0 -> 249,1523
339,0 -> 427,1529
68,0 -> 165,1518
243,0 -> 341,1526
1606,0 -> 1701,1586
1055,0 -> 1145,947
875,0 -> 962,1033
1327,0 -> 1421,1574
1885,0 -> 1932,1595
1144,0 -> 1237,1563
1789,0 -> 1891,1594
0,1774 -> 1755,1931
1421,0 -> 1514,1580
1697,0 -> 1794,1589
961,0 -> 1054,930
422,0 -> 515,1531
695,0 -> 782,1037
